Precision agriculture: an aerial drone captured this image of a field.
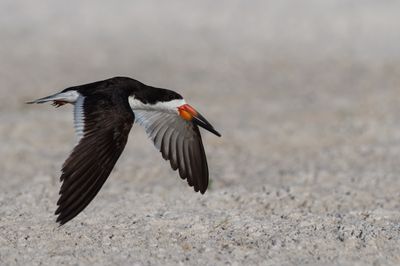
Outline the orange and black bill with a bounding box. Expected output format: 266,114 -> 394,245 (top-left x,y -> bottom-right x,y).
179,104 -> 221,137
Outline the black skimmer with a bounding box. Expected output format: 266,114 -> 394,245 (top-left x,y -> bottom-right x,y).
28,77 -> 221,225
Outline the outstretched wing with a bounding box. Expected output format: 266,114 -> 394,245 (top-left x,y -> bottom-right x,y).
55,94 -> 134,225
134,110 -> 208,193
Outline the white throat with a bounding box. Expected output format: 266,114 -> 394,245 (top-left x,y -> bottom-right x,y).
128,96 -> 186,114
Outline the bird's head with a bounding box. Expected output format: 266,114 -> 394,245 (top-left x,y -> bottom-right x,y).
178,104 -> 221,137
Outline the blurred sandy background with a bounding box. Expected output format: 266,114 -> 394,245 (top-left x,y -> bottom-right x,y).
1,1 -> 400,265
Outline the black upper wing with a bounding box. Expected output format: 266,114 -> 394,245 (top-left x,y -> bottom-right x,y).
55,94 -> 134,225
134,110 -> 209,193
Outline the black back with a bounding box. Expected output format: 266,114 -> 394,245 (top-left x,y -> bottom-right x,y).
62,77 -> 183,104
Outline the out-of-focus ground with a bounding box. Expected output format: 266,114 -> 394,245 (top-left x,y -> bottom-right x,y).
1,1 -> 400,265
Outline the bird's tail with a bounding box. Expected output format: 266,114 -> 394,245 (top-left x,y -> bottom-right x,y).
26,91 -> 79,107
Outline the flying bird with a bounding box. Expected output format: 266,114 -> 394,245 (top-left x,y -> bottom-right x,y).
28,77 -> 221,225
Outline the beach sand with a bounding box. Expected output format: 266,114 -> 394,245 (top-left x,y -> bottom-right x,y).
1,1 -> 400,265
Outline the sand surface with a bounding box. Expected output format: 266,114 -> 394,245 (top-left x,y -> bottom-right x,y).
1,1 -> 400,265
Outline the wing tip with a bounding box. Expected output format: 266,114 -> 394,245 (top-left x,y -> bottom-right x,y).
55,208 -> 77,226
194,183 -> 208,194
56,218 -> 65,226
56,217 -> 69,226
55,212 -> 66,225
199,185 -> 207,194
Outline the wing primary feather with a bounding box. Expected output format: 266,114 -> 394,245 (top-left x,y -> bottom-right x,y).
154,115 -> 176,150
56,147 -> 121,223
146,113 -> 164,136
160,127 -> 174,160
55,94 -> 134,225
57,141 -> 114,204
191,141 -> 202,193
183,139 -> 197,190
134,110 -> 211,194
59,135 -> 115,192
194,128 -> 209,193
57,137 -> 116,208
153,121 -> 170,150
176,133 -> 188,183
149,114 -> 169,142
168,130 -> 179,170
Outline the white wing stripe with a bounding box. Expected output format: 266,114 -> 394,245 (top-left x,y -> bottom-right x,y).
73,96 -> 85,143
